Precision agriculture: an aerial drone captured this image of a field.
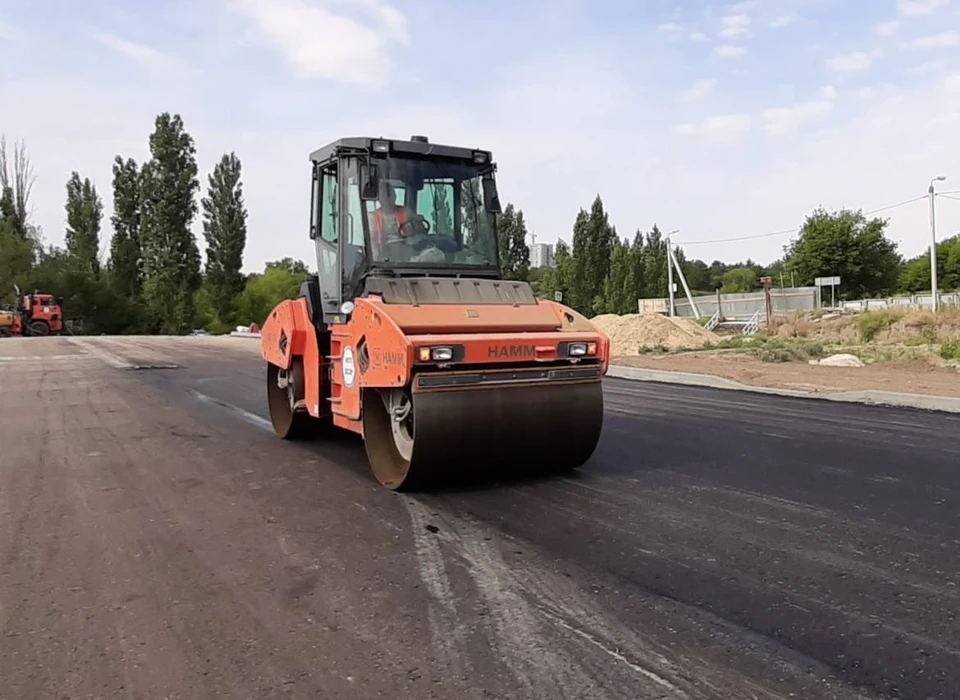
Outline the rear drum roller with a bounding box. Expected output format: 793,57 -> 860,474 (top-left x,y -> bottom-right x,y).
266,359 -> 315,440
362,379 -> 605,491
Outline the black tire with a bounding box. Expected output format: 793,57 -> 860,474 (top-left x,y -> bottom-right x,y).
27,320 -> 50,337
0,327 -> 12,338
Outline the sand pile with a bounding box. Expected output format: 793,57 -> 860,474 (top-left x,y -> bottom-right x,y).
591,313 -> 719,355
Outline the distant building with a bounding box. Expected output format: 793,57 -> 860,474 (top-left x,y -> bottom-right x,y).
530,242 -> 555,269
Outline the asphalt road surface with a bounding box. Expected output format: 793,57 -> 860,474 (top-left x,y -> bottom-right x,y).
2,336 -> 959,700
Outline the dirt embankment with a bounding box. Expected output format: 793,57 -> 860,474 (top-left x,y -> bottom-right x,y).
590,313 -> 718,355
599,308 -> 960,398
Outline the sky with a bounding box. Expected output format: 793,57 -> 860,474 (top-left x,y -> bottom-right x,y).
1,0 -> 960,274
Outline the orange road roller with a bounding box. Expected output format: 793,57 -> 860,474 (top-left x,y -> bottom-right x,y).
260,135 -> 610,490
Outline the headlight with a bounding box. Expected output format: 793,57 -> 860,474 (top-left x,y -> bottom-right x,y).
416,345 -> 460,363
569,343 -> 588,356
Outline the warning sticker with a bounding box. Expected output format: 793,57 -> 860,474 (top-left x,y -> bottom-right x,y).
342,346 -> 356,387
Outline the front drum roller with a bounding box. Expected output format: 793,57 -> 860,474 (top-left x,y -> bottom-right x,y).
362,376 -> 604,491
267,358 -> 314,439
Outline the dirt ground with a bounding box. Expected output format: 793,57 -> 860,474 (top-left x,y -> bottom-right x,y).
613,351 -> 960,397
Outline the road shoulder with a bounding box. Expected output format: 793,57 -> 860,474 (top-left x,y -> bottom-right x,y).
607,364 -> 960,413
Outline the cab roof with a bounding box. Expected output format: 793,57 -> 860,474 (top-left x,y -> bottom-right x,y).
308,136 -> 490,165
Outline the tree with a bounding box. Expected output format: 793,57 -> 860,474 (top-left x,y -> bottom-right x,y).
109,156 -> 143,299
720,266 -> 757,293
682,258 -> 711,292
623,230 -> 646,310
201,151 -> 248,324
899,234 -> 960,293
496,203 -> 531,281
139,113 -> 202,333
64,171 -> 103,277
23,245 -> 143,334
535,239 -> 572,302
569,196 -> 615,315
784,207 -> 903,298
601,235 -> 634,314
0,135 -> 36,240
236,261 -> 309,325
642,225 -> 668,298
0,227 -> 34,300
266,257 -> 309,275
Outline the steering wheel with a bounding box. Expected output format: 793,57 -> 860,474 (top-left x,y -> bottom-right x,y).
410,234 -> 460,254
398,214 -> 430,237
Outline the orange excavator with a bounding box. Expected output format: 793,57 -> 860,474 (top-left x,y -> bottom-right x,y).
260,135 -> 609,490
0,286 -> 63,337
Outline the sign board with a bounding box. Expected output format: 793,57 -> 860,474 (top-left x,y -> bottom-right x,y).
638,298 -> 668,314
814,276 -> 840,287
554,291 -> 562,302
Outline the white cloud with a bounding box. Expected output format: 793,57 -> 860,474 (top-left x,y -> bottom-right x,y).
690,31 -> 708,41
827,49 -> 881,73
728,1 -> 761,11
0,18 -> 26,41
715,44 -> 747,57
820,85 -> 838,99
227,0 -> 409,87
761,100 -> 834,134
875,20 -> 900,36
769,16 -> 798,28
945,73 -> 960,91
672,113 -> 753,138
720,26 -> 750,38
91,31 -> 178,72
901,32 -> 960,49
897,0 -> 949,15
680,78 -> 718,101
658,22 -> 684,33
722,14 -> 751,28
913,59 -> 947,73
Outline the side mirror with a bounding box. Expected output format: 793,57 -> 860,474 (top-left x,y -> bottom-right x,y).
482,175 -> 502,213
360,162 -> 380,201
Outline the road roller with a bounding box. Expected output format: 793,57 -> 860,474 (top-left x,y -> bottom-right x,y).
260,135 -> 610,490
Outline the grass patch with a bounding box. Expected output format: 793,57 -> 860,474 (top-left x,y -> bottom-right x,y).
750,337 -> 826,363
857,309 -> 904,342
637,343 -> 670,354
941,340 -> 960,361
685,333 -> 827,362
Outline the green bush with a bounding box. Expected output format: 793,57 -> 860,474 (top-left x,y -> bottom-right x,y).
857,309 -> 903,342
941,340 -> 960,360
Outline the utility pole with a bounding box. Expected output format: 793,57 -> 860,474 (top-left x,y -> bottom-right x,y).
929,175 -> 946,312
760,276 -> 773,330
669,245 -> 702,318
666,229 -> 678,317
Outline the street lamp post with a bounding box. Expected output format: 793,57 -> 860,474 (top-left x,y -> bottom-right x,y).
929,176 -> 946,312
666,229 -> 679,317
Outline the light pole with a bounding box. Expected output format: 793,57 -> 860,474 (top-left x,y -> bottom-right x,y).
666,229 -> 679,317
929,175 -> 946,312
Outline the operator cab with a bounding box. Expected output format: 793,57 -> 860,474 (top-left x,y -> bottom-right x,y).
306,135 -> 505,324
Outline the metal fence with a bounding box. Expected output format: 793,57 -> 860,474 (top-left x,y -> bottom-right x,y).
839,293 -> 960,312
639,289 -> 960,318
640,287 -> 819,319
